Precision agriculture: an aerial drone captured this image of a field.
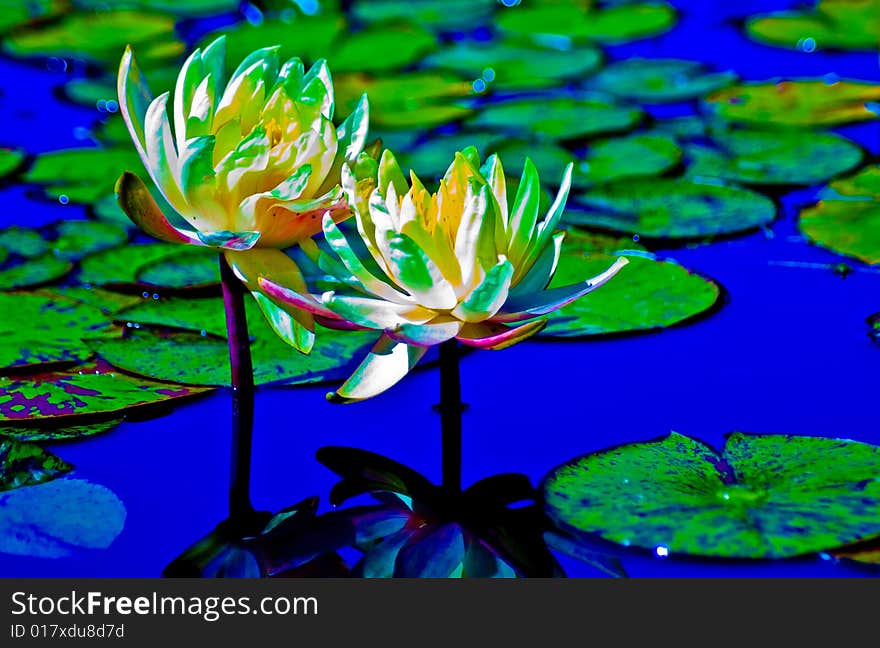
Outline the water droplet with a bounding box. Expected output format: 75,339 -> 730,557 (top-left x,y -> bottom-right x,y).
152,293 -> 159,300
142,292 -> 150,298
58,195 -> 69,205
241,2 -> 264,25
500,0 -> 521,6
823,72 -> 840,85
472,78 -> 487,94
96,99 -> 107,113
622,478 -> 630,485
655,545 -> 669,558
46,57 -> 68,73
73,126 -> 91,141
482,67 -> 496,83
632,234 -> 640,242
106,100 -> 119,113
797,36 -> 817,53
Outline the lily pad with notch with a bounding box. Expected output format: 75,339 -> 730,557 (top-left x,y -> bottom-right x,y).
24,147 -> 143,205
573,134 -> 682,188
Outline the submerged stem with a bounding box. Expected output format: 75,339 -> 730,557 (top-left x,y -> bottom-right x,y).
439,339 -> 463,496
219,253 -> 256,527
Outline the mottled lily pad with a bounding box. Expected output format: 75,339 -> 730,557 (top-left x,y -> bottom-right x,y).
541,245 -> 721,338
543,432 -> 880,559
745,0 -> 880,53
799,166 -> 880,264
423,40 -> 603,91
704,79 -> 880,128
0,227 -> 48,259
0,479 -> 126,558
54,220 -> 129,261
573,134 -> 682,188
0,0 -> 63,34
45,287 -> 144,315
470,95 -> 643,141
0,363 -> 212,423
397,132 -> 504,180
568,178 -> 776,240
351,0 -> 495,30
78,243 -> 215,289
114,297 -> 228,338
24,147 -> 143,204
590,58 -> 737,103
686,129 -> 863,186
0,254 -> 73,290
3,10 -> 182,65
497,2 -> 677,44
491,140 -> 576,185
336,72 -> 474,129
0,148 -> 25,179
136,248 -> 220,289
331,22 -> 437,74
0,419 -> 123,443
0,292 -> 108,372
0,438 -> 71,491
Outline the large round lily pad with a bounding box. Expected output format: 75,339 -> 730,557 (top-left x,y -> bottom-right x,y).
397,132 -> 504,180
330,22 -> 436,74
686,129 -> 863,186
568,178 -> 776,241
3,9 -> 182,65
573,134 -> 682,188
423,40 -> 603,91
497,3 -> 677,45
541,247 -> 721,338
0,438 -> 71,492
799,166 -> 880,264
0,362 -> 211,423
351,0 -> 495,30
745,0 -> 880,52
54,220 -> 129,261
0,227 -> 48,258
704,79 -> 880,128
469,95 -> 643,141
0,254 -> 73,290
543,432 -> 880,559
0,419 -> 123,443
590,58 -> 737,103
136,247 -> 220,290
24,147 -> 143,204
0,0 -> 63,34
79,244 -> 218,290
0,479 -> 126,558
0,292 -> 108,373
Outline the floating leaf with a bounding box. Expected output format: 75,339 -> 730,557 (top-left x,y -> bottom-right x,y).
423,40 -> 603,91
0,479 -> 126,558
25,147 -> 143,204
0,0 -> 63,34
799,166 -> 880,264
590,57 -> 737,103
54,220 -> 129,261
0,227 -> 48,259
543,432 -> 880,559
491,139 -> 576,184
497,2 -> 677,44
541,244 -> 721,338
3,10 -> 182,65
0,148 -> 24,179
397,132 -> 504,180
568,178 -> 776,240
75,0 -> 239,15
0,419 -> 123,443
0,438 -> 71,491
704,79 -> 880,128
0,253 -> 73,290
63,66 -> 178,108
78,243 -> 206,288
470,95 -> 642,141
745,0 -> 880,53
351,0 -> 495,30
0,363 -> 212,423
0,292 -> 108,372
135,247 -> 220,289
833,537 -> 880,567
45,286 -> 144,315
331,22 -> 437,74
573,134 -> 682,188
686,129 -> 863,186
115,296 -> 228,338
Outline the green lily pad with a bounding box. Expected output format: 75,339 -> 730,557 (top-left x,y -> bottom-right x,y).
799,166 -> 880,264
75,0 -> 239,15
24,147 -> 143,204
423,40 -> 603,91
0,254 -> 73,290
0,419 -> 123,443
0,363 -> 212,423
115,297 -> 228,338
0,292 -> 109,373
0,148 -> 25,178
590,58 -> 737,103
745,0 -> 880,52
491,139 -> 576,185
90,194 -> 139,230
686,129 -> 863,186
650,115 -> 713,140
568,178 -> 776,241
397,132 -> 504,180
0,0 -> 63,34
136,247 -> 220,289
331,22 -> 436,74
497,2 -> 677,45
703,79 -> 880,128
1,438 -> 71,492
54,220 -> 129,261
44,287 -> 144,315
469,95 -> 643,141
541,247 -> 721,338
63,65 -> 179,108
0,479 -> 126,558
0,227 -> 48,259
3,9 -> 182,66
573,134 -> 682,188
88,324 -> 380,387
351,0 -> 495,30
543,432 -> 880,559
336,72 -> 475,130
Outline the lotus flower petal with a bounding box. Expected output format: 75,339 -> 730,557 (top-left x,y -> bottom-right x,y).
118,46 -> 152,161
509,230 -> 565,298
386,319 -> 463,346
321,292 -> 437,330
144,91 -> 186,213
453,257 -> 514,323
115,171 -> 198,245
457,319 -> 547,350
328,335 -> 428,403
506,158 -> 541,267
516,162 -> 573,282
196,230 -> 261,250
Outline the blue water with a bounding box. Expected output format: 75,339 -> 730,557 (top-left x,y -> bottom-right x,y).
1,0 -> 879,577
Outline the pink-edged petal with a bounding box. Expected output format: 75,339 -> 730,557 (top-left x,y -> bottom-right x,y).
258,275 -> 341,321
197,230 -> 261,250
328,334 -> 428,403
494,256 -> 629,323
385,319 -> 463,347
456,319 -> 547,350
115,171 -> 198,245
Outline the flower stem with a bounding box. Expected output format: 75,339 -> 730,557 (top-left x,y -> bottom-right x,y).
439,339 -> 463,495
219,253 -> 256,528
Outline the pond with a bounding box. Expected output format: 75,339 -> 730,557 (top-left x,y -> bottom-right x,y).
0,0 -> 879,578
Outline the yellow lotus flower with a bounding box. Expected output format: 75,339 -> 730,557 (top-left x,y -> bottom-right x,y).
258,147 -> 627,401
115,36 -> 369,352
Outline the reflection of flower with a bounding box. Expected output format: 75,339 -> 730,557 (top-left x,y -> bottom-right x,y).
259,147 -> 627,401
115,36 -> 369,351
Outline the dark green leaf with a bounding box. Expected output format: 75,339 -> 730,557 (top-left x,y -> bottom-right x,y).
136,247 -> 220,289
0,227 -> 48,259
590,58 -> 737,103
78,243 -> 192,287
351,0 -> 495,30
25,147 -> 143,204
0,438 -> 72,491
0,148 -> 25,178
0,419 -> 123,443
331,22 -> 437,74
0,253 -> 72,290
54,220 -> 129,261
573,134 -> 681,188
745,1 -> 880,52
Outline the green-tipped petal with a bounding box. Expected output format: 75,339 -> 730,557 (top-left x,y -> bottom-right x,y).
321,292 -> 437,330
457,319 -> 547,350
517,162 -> 573,281
302,59 -> 334,120
454,184 -> 496,293
329,335 -> 427,403
453,257 -> 514,322
196,230 -> 261,250
506,157 -> 541,266
144,91 -> 187,212
379,149 -> 409,198
117,46 -> 152,161
387,232 -> 458,310
173,48 -> 204,150
509,230 -> 565,297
